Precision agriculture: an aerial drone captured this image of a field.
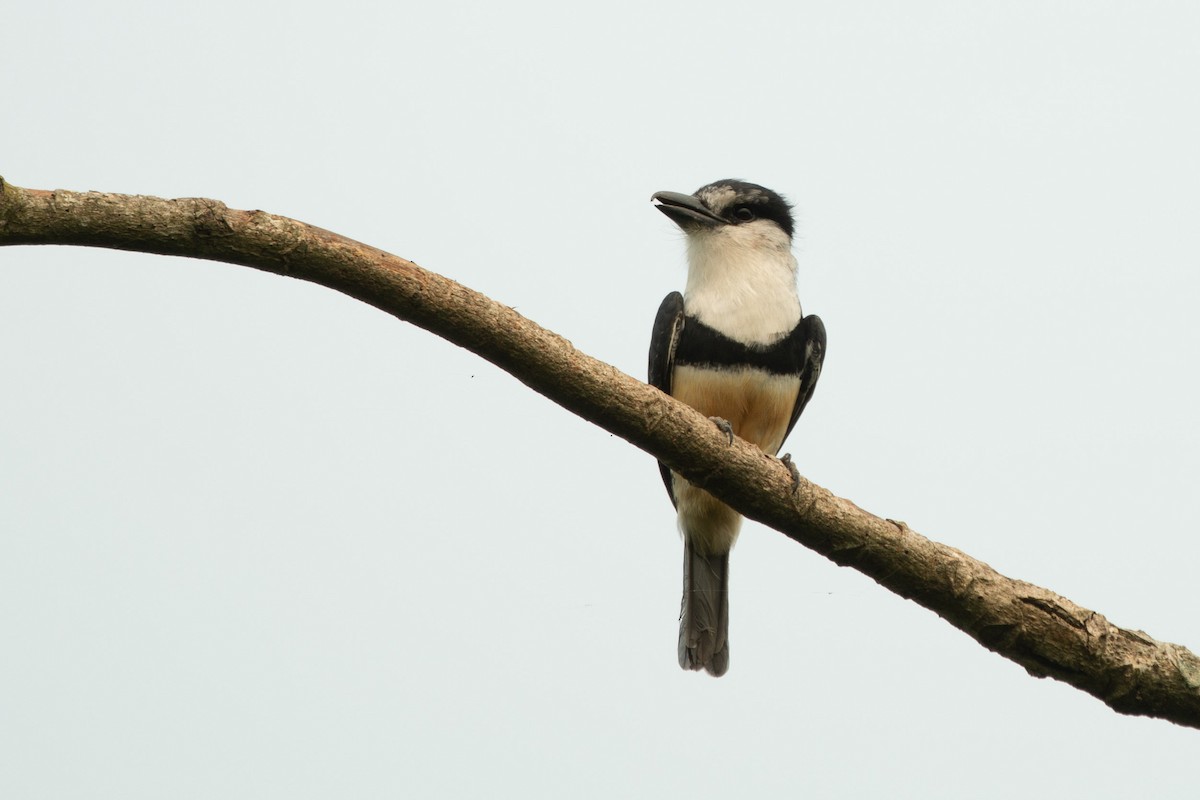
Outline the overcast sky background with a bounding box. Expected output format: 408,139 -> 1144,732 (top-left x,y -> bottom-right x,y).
3,2 -> 1199,797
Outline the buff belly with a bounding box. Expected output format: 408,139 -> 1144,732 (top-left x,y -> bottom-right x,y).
669,365 -> 801,554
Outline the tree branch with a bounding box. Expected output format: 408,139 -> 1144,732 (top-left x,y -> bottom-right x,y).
3,176 -> 1198,728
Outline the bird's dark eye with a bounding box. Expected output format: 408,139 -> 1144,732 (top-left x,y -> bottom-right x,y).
733,207 -> 756,222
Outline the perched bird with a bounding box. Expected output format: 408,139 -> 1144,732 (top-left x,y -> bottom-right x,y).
648,179 -> 826,676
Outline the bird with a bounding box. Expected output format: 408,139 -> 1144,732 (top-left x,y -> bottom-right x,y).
648,179 -> 826,676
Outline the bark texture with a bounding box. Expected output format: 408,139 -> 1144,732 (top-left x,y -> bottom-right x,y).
3,177 -> 1198,727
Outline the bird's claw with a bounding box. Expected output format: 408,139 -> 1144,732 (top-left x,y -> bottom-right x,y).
780,453 -> 802,494
708,416 -> 734,445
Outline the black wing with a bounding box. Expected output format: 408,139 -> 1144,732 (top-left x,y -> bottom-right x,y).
782,314 -> 827,445
648,292 -> 685,506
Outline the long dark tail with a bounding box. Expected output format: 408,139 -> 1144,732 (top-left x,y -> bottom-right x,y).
678,541 -> 730,677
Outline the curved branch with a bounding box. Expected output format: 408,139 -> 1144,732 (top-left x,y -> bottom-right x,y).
3,176 -> 1198,727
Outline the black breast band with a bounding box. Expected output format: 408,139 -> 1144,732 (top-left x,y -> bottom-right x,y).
673,315 -> 804,376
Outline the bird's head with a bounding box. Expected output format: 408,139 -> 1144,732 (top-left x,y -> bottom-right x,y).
652,179 -> 795,250
653,179 -> 801,336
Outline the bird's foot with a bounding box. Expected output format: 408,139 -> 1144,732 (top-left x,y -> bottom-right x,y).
708,416 -> 734,445
780,453 -> 802,494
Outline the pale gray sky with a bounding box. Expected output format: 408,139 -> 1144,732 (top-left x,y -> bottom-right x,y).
3,2 -> 1199,797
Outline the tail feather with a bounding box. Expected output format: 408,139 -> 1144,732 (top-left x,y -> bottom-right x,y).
678,542 -> 730,676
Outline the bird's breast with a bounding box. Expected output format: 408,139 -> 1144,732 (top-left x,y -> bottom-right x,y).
684,239 -> 801,345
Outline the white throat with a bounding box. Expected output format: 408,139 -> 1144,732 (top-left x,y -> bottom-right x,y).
683,222 -> 802,345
